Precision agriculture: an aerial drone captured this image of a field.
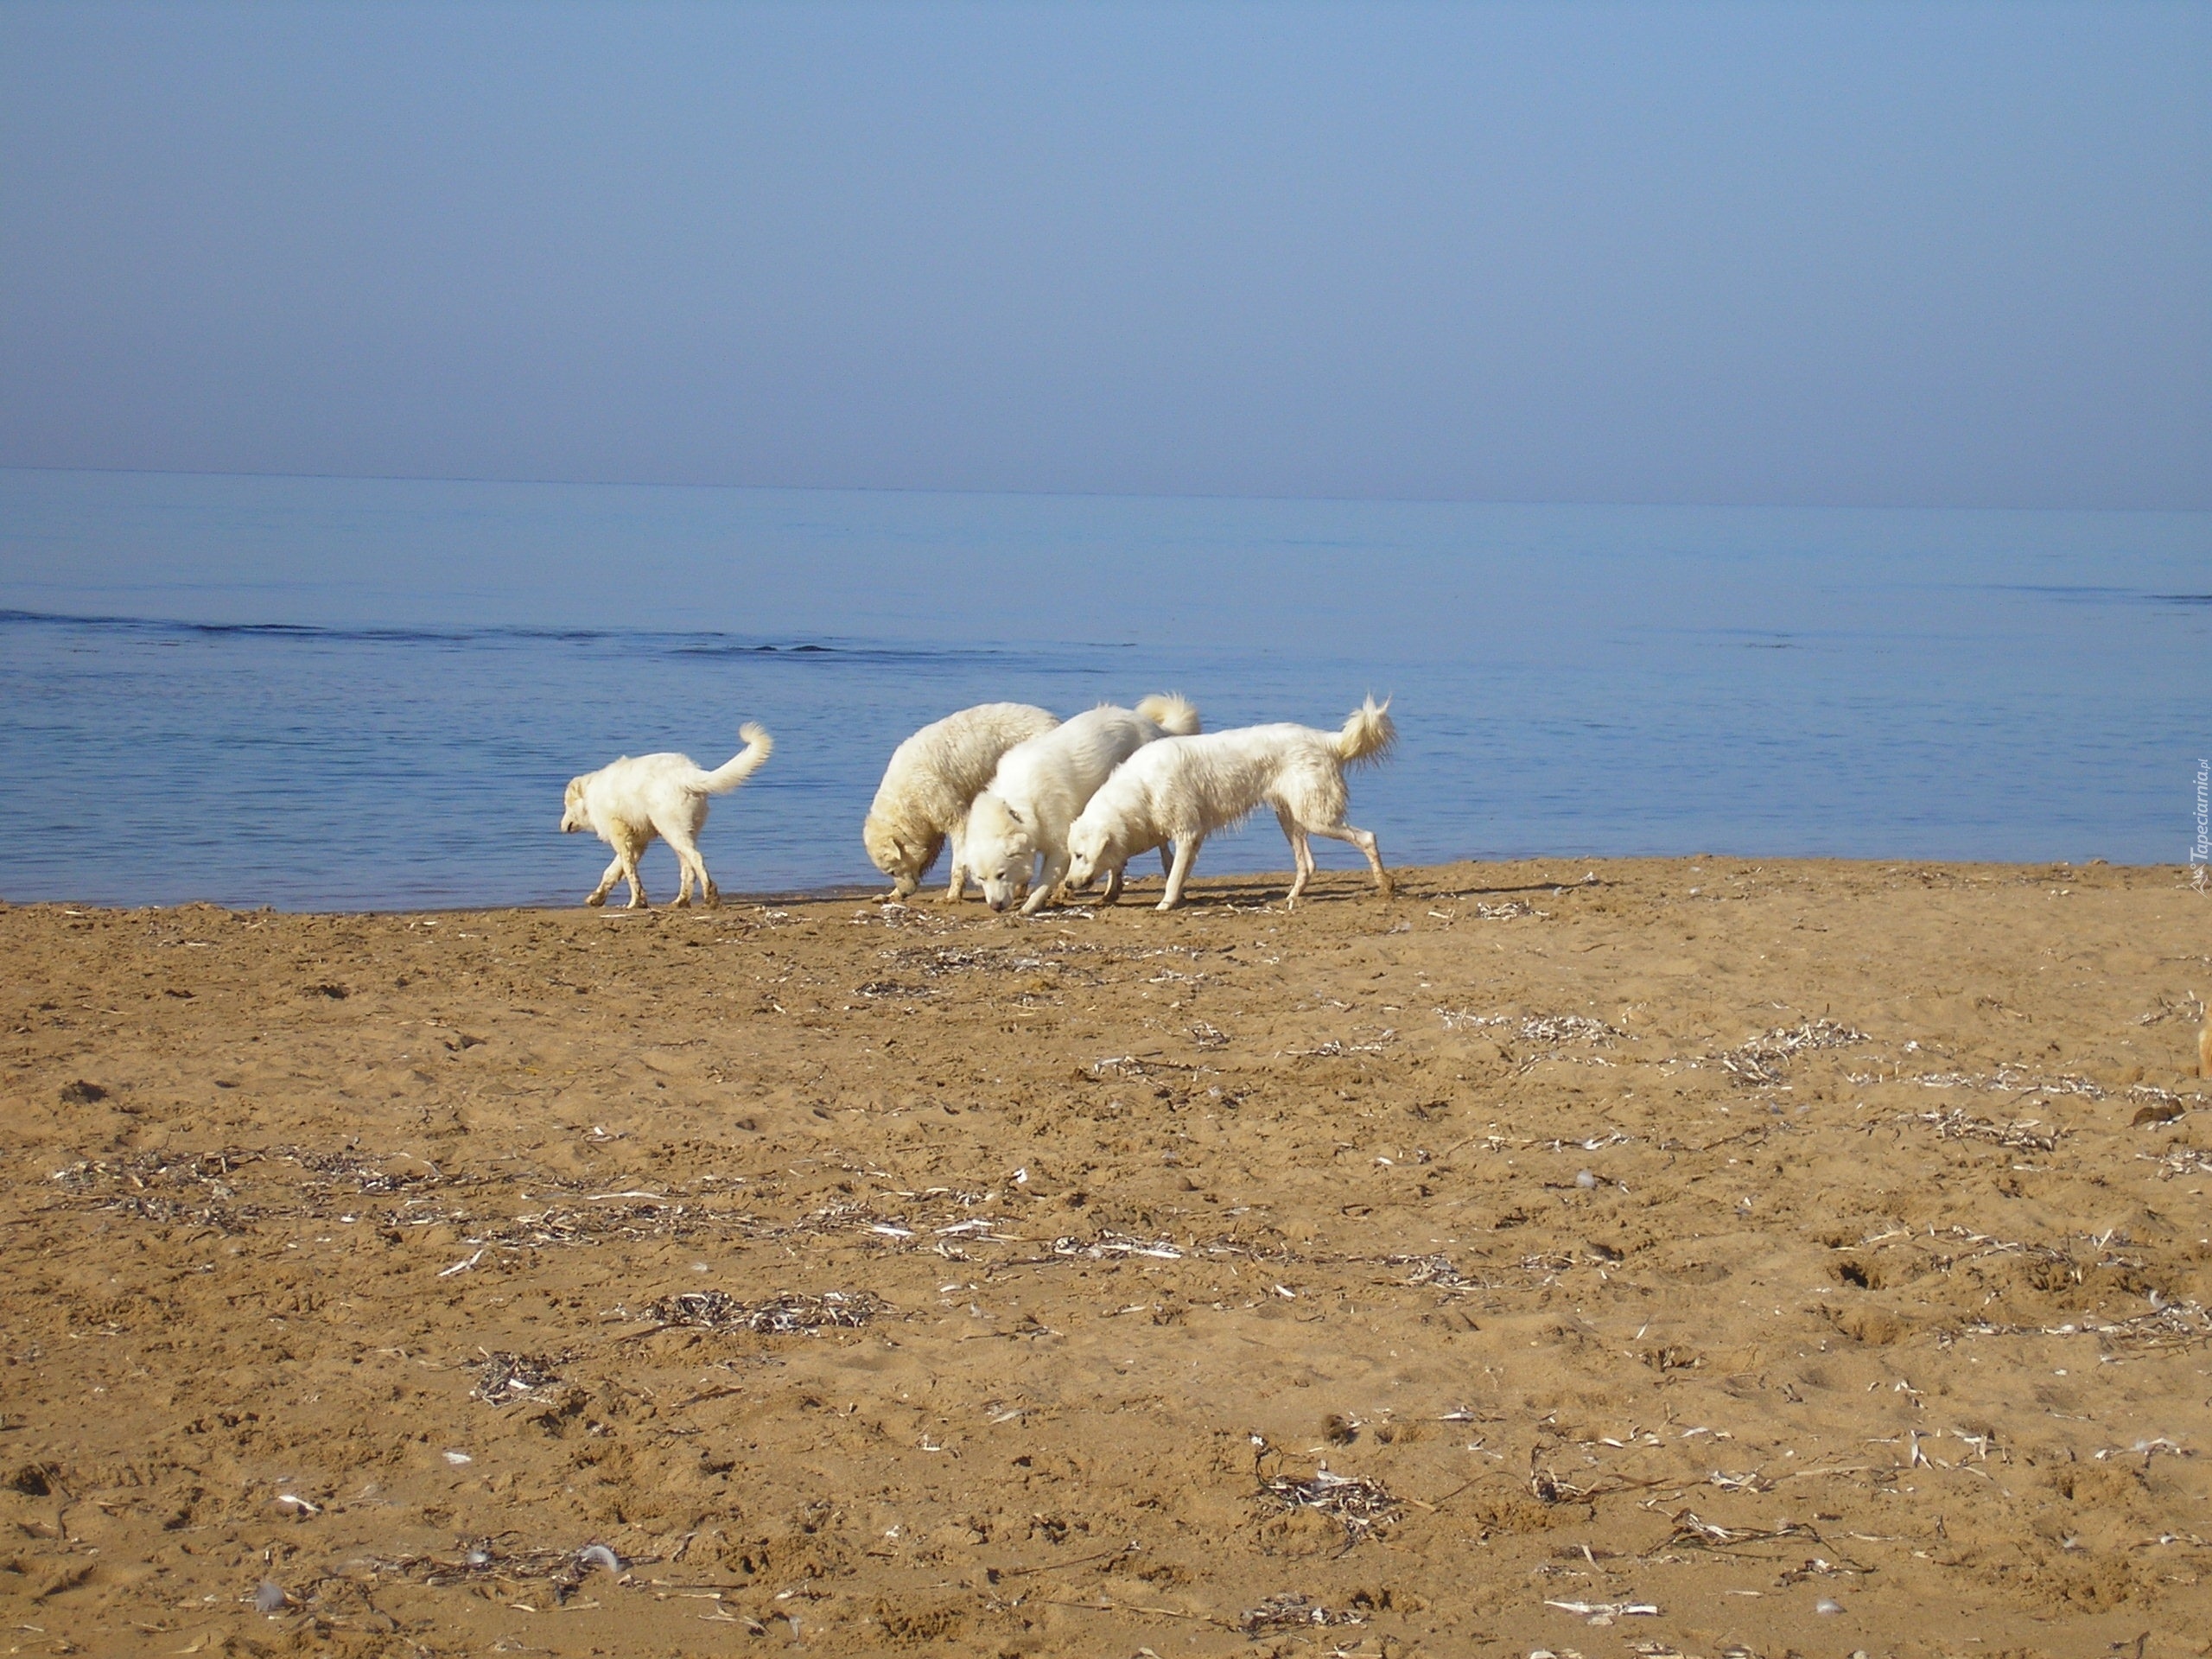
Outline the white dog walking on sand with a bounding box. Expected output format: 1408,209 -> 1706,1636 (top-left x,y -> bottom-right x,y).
964,694 -> 1201,914
863,702 -> 1059,900
560,723 -> 773,909
1065,697 -> 1395,911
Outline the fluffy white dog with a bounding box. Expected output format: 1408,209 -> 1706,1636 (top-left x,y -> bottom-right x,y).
560,723 -> 773,909
965,694 -> 1201,914
1065,697 -> 1395,911
862,702 -> 1059,900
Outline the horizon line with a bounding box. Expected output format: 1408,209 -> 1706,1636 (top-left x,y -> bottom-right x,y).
2,461 -> 2199,518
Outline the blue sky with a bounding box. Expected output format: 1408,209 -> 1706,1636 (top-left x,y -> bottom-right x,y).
1,1 -> 2204,508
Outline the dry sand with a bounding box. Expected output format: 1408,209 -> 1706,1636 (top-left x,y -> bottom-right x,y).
3,858 -> 2209,1659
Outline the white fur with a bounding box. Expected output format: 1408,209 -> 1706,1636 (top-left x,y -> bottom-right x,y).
560,724 -> 773,909
862,702 -> 1059,900
1065,697 -> 1395,911
964,694 -> 1201,914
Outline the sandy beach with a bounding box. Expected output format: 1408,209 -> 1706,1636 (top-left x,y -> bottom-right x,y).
3,857 -> 2209,1658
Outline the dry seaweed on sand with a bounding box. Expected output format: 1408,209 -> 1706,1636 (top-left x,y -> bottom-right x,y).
2143,1145 -> 2212,1179
1718,1019 -> 1867,1084
1434,1007 -> 1509,1032
1956,1297 -> 2212,1351
1847,1060 -> 2107,1099
1907,1107 -> 2063,1152
1258,1467 -> 1402,1541
1520,1014 -> 1618,1046
1051,1230 -> 1185,1261
1238,1592 -> 1366,1634
1647,1509 -> 1870,1572
471,1351 -> 566,1405
345,1535 -> 645,1599
1392,1252 -> 1476,1288
633,1288 -> 886,1334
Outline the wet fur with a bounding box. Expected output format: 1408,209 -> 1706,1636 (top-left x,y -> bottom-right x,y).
560,724 -> 772,908
1065,698 -> 1395,910
964,695 -> 1201,914
863,703 -> 1059,899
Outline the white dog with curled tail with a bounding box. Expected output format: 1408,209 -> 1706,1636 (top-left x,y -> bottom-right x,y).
560,723 -> 773,909
863,702 -> 1059,901
1065,697 -> 1395,911
964,694 -> 1201,914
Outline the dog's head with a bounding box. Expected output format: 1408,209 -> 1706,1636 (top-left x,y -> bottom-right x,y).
1065,815 -> 1120,893
862,812 -> 938,895
560,776 -> 593,834
965,792 -> 1035,913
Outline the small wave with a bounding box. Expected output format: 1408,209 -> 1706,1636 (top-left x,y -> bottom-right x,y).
0,607 -> 991,658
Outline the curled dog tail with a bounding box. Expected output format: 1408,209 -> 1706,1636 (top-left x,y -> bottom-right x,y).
699,722 -> 774,792
1135,692 -> 1201,736
1333,696 -> 1396,766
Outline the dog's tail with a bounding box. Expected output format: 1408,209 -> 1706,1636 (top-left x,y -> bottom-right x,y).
1135,693 -> 1201,736
1333,696 -> 1396,766
698,722 -> 774,792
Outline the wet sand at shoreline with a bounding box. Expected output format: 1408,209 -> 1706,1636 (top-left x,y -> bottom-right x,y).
3,857 -> 2209,1657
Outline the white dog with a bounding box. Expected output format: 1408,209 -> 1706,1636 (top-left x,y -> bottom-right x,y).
863,702 -> 1059,900
1065,697 -> 1395,911
965,694 -> 1201,914
560,724 -> 773,909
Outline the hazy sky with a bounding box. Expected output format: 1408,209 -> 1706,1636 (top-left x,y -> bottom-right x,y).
2,1 -> 2204,508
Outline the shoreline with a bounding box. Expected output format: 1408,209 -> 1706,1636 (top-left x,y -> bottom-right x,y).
1,853 -> 2200,920
4,855 -> 2209,1655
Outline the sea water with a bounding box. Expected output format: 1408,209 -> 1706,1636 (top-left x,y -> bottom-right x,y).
2,467 -> 2205,910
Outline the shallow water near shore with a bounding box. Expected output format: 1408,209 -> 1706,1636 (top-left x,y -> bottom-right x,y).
2,467 -> 2206,909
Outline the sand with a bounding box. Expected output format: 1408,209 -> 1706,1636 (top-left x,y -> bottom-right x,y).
3,857 -> 2209,1659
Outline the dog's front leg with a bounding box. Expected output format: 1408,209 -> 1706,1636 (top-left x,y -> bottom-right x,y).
1020,849 -> 1072,916
587,853 -> 626,907
621,855 -> 650,908
1099,863 -> 1124,904
1157,836 -> 1204,911
940,827 -> 969,904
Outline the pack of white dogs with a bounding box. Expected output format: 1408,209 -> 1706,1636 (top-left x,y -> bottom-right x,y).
560,695 -> 1395,913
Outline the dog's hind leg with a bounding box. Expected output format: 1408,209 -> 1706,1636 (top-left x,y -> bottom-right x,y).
1277,809 -> 1318,906
1157,835 -> 1205,911
1313,822 -> 1391,899
662,821 -> 711,908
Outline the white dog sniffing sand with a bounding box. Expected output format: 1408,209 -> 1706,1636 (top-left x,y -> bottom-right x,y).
1065,697 -> 1395,910
965,695 -> 1201,914
560,723 -> 773,909
863,702 -> 1059,901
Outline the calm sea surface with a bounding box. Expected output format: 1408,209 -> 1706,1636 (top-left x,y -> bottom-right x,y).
2,468 -> 2205,910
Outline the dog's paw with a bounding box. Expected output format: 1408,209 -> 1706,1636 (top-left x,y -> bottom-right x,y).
671,893 -> 691,909
585,893 -> 607,908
